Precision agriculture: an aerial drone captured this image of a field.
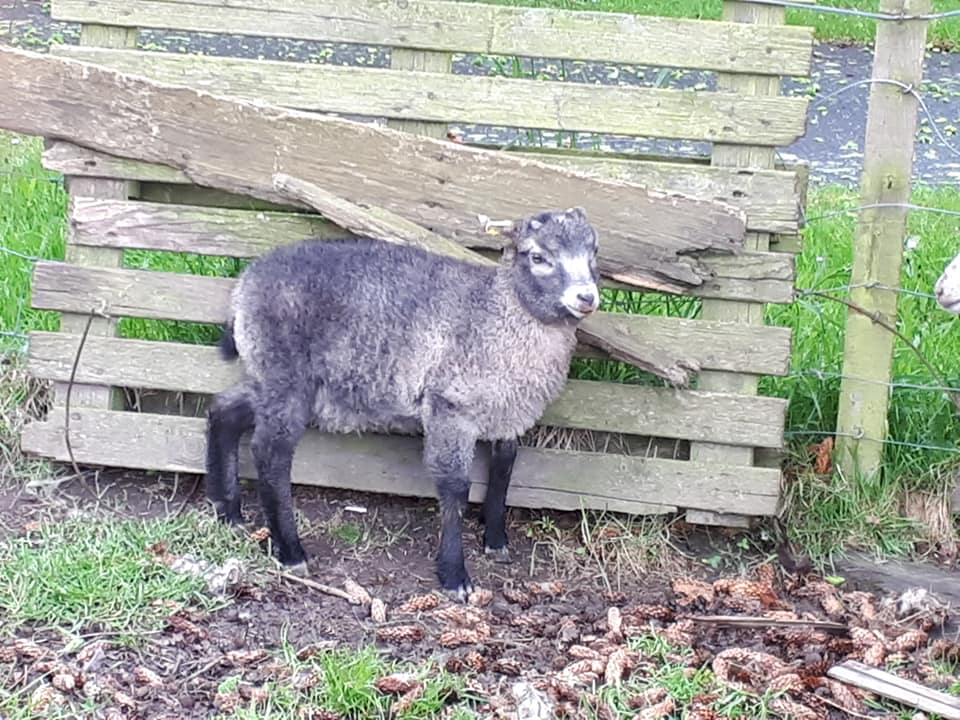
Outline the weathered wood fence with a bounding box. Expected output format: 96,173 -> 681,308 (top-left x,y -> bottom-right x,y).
13,0 -> 816,526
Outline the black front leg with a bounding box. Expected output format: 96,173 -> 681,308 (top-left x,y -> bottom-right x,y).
483,438 -> 517,563
423,413 -> 479,601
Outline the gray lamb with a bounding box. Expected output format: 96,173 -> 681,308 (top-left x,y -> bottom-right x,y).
205,206 -> 601,598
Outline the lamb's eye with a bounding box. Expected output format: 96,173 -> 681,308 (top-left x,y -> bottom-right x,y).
531,253 -> 545,265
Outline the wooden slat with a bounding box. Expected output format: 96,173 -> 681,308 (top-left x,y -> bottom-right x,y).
27,332 -> 788,448
49,0 -> 815,76
67,197 -> 795,304
44,141 -> 804,235
2,46 -> 752,296
20,408 -> 783,516
30,261 -> 793,376
827,661 -> 960,720
50,46 -> 809,147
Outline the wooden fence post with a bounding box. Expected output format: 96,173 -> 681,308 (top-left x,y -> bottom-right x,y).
52,23 -> 140,411
834,0 -> 930,481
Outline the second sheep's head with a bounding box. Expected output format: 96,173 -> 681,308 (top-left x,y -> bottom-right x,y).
500,206 -> 601,324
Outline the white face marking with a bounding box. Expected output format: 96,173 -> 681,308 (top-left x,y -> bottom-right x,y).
559,252 -> 599,317
935,253 -> 960,314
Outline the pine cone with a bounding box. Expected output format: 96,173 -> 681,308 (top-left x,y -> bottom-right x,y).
432,605 -> 485,627
562,658 -> 605,678
464,651 -> 486,673
634,697 -> 675,719
820,593 -> 845,617
825,678 -> 865,713
569,645 -> 601,660
627,604 -> 675,622
134,666 -> 163,688
526,580 -> 564,597
863,642 -> 886,666
604,590 -> 627,605
768,698 -> 818,720
29,685 -> 65,713
343,578 -> 371,606
468,588 -> 494,607
375,625 -> 424,643
370,598 -> 387,623
439,628 -> 483,648
767,672 -> 803,694
492,657 -> 522,676
604,647 -> 630,686
671,578 -> 715,607
375,673 -> 420,695
51,672 -> 77,693
390,684 -> 424,715
929,639 -> 960,662
0,645 -> 16,663
13,638 -> 45,659
890,629 -> 927,652
444,656 -> 464,673
628,686 -> 668,708
249,527 -> 270,543
396,594 -> 442,614
225,649 -> 268,666
510,611 -> 551,628
502,587 -> 533,608
713,578 -> 781,608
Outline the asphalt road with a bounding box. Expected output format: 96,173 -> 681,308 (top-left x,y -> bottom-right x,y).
2,0 -> 959,187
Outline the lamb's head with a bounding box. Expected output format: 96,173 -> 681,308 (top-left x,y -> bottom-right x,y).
935,252 -> 960,314
502,207 -> 601,324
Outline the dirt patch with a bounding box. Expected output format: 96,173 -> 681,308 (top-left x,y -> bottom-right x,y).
1,468 -> 959,719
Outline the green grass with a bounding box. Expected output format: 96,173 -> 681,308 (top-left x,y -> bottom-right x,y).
0,133 -> 66,353
462,0 -> 960,48
0,511 -> 268,633
214,639 -> 473,720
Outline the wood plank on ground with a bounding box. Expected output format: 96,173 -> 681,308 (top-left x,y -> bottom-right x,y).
45,141 -> 804,235
49,0 -> 815,76
827,661 -> 960,720
29,261 -> 794,376
50,46 -> 810,147
66,196 -> 796,304
26,332 -> 788,448
21,408 -> 783,516
0,45 -> 748,295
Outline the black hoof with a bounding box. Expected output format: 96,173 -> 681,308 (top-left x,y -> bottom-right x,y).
437,561 -> 473,602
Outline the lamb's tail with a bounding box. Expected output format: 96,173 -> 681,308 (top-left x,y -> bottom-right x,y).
219,319 -> 239,360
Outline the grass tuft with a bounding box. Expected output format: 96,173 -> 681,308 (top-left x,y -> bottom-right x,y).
0,511 -> 269,633
216,638 -> 470,719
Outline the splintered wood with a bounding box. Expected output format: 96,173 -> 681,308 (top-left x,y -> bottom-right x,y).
0,45 -> 748,295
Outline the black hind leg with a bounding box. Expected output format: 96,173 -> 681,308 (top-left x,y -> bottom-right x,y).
205,384 -> 256,525
483,438 -> 517,563
249,390 -> 310,570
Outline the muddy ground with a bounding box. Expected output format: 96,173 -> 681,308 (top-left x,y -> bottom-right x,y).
2,469 -> 959,719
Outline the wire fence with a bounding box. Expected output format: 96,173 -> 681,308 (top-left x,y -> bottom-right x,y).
1,0 -> 959,473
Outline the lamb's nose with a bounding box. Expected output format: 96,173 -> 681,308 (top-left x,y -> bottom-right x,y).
577,291 -> 597,308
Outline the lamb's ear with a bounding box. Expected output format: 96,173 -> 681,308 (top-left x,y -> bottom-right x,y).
565,206 -> 588,221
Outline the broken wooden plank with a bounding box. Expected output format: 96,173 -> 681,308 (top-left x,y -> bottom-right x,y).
0,46 -> 748,294
30,260 -> 795,376
50,46 -> 810,147
45,140 -> 805,235
827,660 -> 960,719
21,408 -> 783,516
66,196 -> 795,304
270,172 -> 492,267
26,332 -> 789,448
50,0 -> 815,76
